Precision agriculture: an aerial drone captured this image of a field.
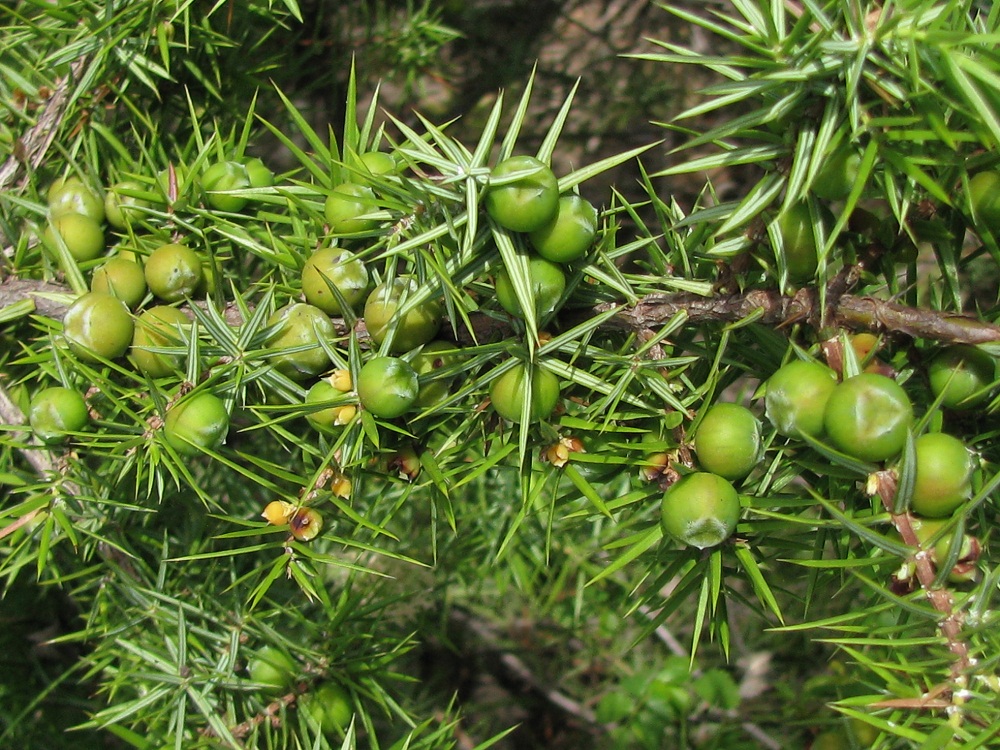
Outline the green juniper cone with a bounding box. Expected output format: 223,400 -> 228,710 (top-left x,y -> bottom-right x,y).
356,356 -> 419,419
485,155 -> 560,232
90,257 -> 147,308
660,472 -> 741,549
909,432 -> 973,518
489,362 -> 561,424
144,243 -> 204,301
163,392 -> 230,456
63,292 -> 135,361
264,302 -> 337,379
44,212 -> 106,262
823,373 -> 913,463
130,305 -> 191,378
28,387 -> 89,443
363,277 -> 442,353
764,359 -> 838,439
693,403 -> 762,481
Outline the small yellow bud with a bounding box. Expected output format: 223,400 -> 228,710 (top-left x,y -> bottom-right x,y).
330,369 -> 353,393
334,404 -> 357,425
541,443 -> 569,467
330,470 -> 352,499
262,500 -> 296,526
639,452 -> 669,482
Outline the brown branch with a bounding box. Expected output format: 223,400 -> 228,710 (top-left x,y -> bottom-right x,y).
7,276 -> 1000,347
0,377 -> 54,479
592,289 -> 1000,345
0,57 -> 89,194
223,689 -> 300,742
872,471 -> 970,709
0,278 -> 75,317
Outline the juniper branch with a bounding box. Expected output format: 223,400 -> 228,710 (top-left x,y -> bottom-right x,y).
0,57 -> 88,193
5,277 -> 1000,346
592,289 -> 1000,345
872,470 -> 971,713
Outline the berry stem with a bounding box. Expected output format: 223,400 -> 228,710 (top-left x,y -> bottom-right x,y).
873,469 -> 971,712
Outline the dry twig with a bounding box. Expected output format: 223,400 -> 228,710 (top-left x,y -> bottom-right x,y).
0,58 -> 88,193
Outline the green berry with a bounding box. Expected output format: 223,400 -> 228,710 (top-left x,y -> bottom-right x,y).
163,392 -> 230,456
104,180 -> 152,229
489,362 -> 561,423
363,277 -> 442,354
660,472 -> 741,549
528,194 -> 598,264
927,345 -> 995,410
242,157 -> 274,188
200,160 -> 251,212
764,360 -> 838,439
304,379 -> 356,431
485,155 -> 560,233
301,248 -> 370,316
324,183 -> 378,234
63,292 -> 135,362
28,387 -> 89,443
776,202 -> 820,284
357,356 -> 419,419
48,176 -> 105,222
130,306 -> 190,378
144,243 -> 204,302
265,303 -> 337,380
694,403 -> 762,481
91,256 -> 147,308
494,256 -> 566,319
823,373 -> 913,463
910,432 -> 973,518
45,213 -> 106,262
249,646 -> 296,694
300,682 -> 352,735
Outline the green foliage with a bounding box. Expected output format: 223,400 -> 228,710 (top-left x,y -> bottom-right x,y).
2,0 -> 1000,748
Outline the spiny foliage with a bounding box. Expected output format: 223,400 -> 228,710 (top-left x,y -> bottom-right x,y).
1,1 -> 1000,749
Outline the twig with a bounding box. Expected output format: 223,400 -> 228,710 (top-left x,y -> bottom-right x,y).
872,470 -> 971,712
5,277 -> 1000,347
0,278 -> 74,316
0,57 -> 88,193
0,377 -> 54,479
592,288 -> 1000,345
220,688 -> 300,742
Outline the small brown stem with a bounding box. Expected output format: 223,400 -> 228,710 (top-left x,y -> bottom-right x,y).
873,471 -> 970,703
7,277 -> 1000,347
0,57 -> 89,193
220,688 -> 300,741
0,378 -> 53,478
